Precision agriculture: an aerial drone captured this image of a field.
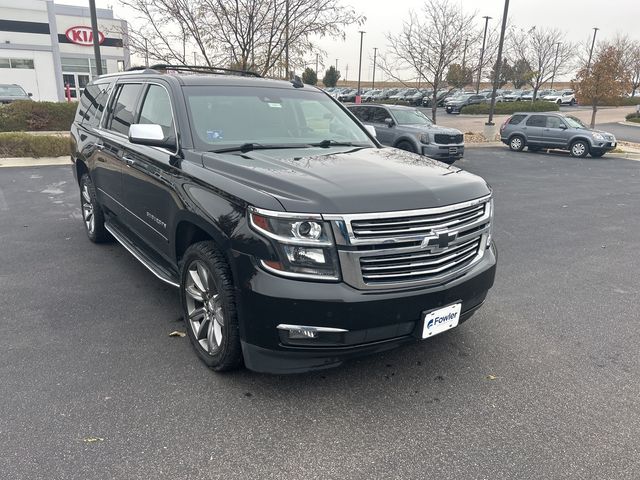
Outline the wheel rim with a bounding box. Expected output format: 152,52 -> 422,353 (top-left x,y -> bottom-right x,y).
511,137 -> 522,150
185,260 -> 223,354
81,184 -> 95,234
572,143 -> 585,156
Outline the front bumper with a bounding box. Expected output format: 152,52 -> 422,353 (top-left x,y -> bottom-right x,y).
234,243 -> 497,374
422,144 -> 464,163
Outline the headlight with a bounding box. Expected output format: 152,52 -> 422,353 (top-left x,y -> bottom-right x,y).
419,133 -> 430,144
249,208 -> 340,280
592,133 -> 604,141
486,198 -> 494,248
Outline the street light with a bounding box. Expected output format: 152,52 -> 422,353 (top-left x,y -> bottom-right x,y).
372,47 -> 378,89
476,16 -> 492,93
356,31 -> 365,103
550,42 -> 561,90
587,27 -> 599,73
487,0 -> 510,127
88,0 -> 102,76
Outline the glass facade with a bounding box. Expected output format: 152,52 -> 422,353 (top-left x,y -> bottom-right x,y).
0,58 -> 35,69
61,57 -> 107,99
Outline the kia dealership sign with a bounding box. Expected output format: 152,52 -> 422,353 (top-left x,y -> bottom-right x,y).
65,26 -> 105,46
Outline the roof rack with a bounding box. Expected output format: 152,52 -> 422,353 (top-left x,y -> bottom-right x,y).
125,64 -> 261,78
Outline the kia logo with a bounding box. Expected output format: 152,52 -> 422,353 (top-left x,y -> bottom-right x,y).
65,26 -> 105,46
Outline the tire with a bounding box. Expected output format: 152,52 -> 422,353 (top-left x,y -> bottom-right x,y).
180,241 -> 242,372
570,140 -> 589,158
557,99 -> 562,105
396,140 -> 417,153
509,135 -> 525,152
79,173 -> 110,243
590,149 -> 605,158
570,99 -> 576,106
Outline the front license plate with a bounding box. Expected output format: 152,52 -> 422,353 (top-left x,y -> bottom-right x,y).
422,303 -> 462,339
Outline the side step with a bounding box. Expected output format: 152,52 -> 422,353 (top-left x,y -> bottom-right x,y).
105,221 -> 180,288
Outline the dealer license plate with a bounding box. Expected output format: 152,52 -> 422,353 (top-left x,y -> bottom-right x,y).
422,303 -> 462,339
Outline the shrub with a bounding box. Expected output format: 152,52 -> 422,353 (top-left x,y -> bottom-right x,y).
626,113 -> 640,123
0,133 -> 72,158
0,101 -> 77,132
460,101 -> 559,115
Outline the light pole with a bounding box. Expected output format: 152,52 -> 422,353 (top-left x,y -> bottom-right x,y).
315,53 -> 319,76
476,16 -> 491,93
487,0 -> 510,126
284,0 -> 289,79
356,31 -> 365,102
587,27 -> 599,73
88,0 -> 102,75
372,47 -> 378,89
550,42 -> 561,90
462,37 -> 468,71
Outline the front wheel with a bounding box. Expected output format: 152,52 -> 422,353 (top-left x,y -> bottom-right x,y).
509,135 -> 525,152
557,99 -> 562,105
570,140 -> 589,158
180,241 -> 242,372
570,99 -> 576,106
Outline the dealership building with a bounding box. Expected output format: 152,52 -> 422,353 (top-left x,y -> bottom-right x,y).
0,0 -> 129,101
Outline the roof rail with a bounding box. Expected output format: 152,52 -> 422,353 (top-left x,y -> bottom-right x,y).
147,64 -> 262,78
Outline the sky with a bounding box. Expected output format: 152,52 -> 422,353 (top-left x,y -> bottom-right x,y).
63,0 -> 640,81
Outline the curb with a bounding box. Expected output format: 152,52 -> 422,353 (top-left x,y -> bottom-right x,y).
0,156 -> 71,168
618,121 -> 640,128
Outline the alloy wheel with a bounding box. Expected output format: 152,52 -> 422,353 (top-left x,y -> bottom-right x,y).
510,137 -> 522,150
185,260 -> 224,354
81,184 -> 95,235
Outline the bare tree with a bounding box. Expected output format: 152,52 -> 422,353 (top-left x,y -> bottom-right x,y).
629,42 -> 640,97
120,0 -> 363,76
510,27 -> 573,99
379,0 -> 476,121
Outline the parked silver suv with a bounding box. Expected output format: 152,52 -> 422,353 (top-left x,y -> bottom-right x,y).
348,104 -> 464,163
500,112 -> 617,158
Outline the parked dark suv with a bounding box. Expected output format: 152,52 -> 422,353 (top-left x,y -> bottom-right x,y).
70,65 -> 497,374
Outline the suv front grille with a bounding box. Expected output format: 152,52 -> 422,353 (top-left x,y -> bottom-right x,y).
330,195 -> 492,290
434,133 -> 463,144
350,202 -> 484,240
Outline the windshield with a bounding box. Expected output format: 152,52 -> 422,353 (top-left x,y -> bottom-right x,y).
0,85 -> 27,97
184,85 -> 373,151
391,108 -> 434,126
565,116 -> 586,128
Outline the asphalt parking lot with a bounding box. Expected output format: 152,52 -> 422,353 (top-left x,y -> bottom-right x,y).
1,147 -> 639,479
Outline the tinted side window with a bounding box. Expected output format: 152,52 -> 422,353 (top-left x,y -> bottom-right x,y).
526,115 -> 546,127
509,114 -> 526,125
370,107 -> 389,123
85,82 -> 112,127
546,116 -> 564,129
138,84 -> 174,138
349,106 -> 369,122
76,84 -> 99,124
107,83 -> 143,135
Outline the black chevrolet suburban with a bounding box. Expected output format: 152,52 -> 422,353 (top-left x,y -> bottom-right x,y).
70,65 -> 497,374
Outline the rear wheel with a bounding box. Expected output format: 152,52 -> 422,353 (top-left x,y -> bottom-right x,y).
396,140 -> 417,153
509,135 -> 525,152
79,173 -> 109,243
180,241 -> 242,372
570,140 -> 589,158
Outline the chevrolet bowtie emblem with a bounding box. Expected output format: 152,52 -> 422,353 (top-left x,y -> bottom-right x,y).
421,230 -> 457,251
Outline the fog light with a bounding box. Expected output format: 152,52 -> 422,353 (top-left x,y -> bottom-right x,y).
289,328 -> 318,339
283,246 -> 326,264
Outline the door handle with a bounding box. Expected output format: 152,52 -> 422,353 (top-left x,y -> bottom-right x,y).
95,141 -> 104,151
122,155 -> 136,167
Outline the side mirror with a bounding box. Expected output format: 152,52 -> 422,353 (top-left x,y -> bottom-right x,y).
28,92 -> 33,97
364,124 -> 377,138
128,124 -> 176,149
384,117 -> 394,127
559,125 -> 568,130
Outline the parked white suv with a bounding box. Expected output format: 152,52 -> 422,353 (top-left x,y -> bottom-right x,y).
543,90 -> 576,106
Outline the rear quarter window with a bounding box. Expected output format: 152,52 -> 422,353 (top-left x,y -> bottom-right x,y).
508,114 -> 527,125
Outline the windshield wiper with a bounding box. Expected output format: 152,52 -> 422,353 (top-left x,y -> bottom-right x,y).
210,143 -> 304,154
310,140 -> 364,148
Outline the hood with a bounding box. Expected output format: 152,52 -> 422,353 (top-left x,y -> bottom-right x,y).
200,146 -> 489,214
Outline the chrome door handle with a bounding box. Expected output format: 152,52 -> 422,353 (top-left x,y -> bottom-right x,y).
95,142 -> 104,151
123,156 -> 136,167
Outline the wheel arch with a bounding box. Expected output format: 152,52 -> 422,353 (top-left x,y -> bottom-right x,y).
75,158 -> 89,185
174,212 -> 233,268
393,136 -> 420,151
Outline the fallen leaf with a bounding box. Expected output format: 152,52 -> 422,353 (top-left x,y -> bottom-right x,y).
486,374 -> 498,380
169,331 -> 186,337
83,437 -> 104,443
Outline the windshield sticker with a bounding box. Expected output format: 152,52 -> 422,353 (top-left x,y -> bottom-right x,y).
268,102 -> 282,108
206,130 -> 223,141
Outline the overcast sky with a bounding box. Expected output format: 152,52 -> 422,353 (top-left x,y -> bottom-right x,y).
68,0 -> 639,80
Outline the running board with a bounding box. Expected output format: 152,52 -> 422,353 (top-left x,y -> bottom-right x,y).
105,221 -> 180,288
